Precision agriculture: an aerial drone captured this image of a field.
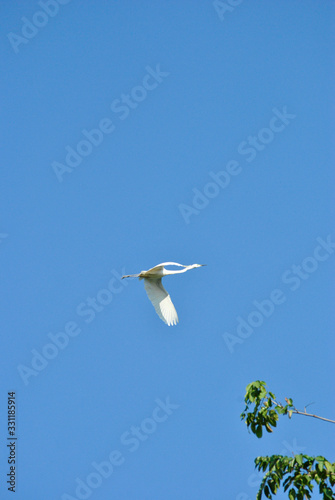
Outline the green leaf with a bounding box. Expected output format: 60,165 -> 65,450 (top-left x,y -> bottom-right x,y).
259,387 -> 267,398
316,462 -> 324,473
268,478 -> 277,494
255,425 -> 263,438
264,484 -> 271,499
295,454 -> 303,466
277,406 -> 287,414
265,423 -> 273,433
323,487 -> 334,500
325,460 -> 334,473
288,489 -> 296,500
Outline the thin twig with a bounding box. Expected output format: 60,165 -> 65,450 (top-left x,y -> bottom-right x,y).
270,399 -> 335,424
293,408 -> 335,424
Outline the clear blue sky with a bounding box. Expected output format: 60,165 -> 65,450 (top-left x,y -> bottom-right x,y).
1,2 -> 334,499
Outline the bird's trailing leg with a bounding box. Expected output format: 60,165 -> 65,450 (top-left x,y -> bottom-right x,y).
121,273 -> 140,279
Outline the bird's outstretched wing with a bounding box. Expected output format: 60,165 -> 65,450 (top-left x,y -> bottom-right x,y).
144,262 -> 186,275
143,278 -> 179,326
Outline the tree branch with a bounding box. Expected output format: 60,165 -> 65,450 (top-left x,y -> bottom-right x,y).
271,399 -> 335,424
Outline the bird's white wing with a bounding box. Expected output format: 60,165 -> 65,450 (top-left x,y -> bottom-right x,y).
145,262 -> 186,274
143,278 -> 179,326
154,262 -> 186,268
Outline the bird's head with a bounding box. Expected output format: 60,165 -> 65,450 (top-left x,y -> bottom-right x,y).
193,264 -> 206,268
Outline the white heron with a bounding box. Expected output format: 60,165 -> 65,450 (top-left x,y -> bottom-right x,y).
122,262 -> 205,326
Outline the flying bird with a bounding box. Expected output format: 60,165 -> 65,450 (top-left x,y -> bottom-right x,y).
122,262 -> 205,326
